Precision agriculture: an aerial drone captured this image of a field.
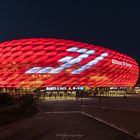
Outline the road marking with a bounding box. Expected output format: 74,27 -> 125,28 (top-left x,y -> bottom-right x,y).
45,111 -> 81,114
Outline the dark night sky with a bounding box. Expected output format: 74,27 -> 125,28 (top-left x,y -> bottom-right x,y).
0,0 -> 140,66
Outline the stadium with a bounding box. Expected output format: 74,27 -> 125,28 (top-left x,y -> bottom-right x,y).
0,38 -> 139,98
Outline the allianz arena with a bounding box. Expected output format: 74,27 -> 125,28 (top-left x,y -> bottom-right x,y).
0,38 -> 139,88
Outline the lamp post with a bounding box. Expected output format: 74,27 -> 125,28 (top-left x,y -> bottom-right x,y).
98,87 -> 102,103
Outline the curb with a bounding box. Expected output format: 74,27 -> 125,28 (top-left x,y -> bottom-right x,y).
81,111 -> 140,139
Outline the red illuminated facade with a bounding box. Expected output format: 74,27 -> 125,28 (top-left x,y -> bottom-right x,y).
0,38 -> 139,88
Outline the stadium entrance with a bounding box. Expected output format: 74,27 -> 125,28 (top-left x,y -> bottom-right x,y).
37,86 -> 84,100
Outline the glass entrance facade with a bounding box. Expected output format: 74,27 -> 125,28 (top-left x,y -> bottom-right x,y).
39,90 -> 77,100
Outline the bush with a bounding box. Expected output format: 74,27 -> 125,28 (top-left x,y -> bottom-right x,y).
0,104 -> 30,125
18,94 -> 38,113
0,93 -> 38,126
0,93 -> 15,107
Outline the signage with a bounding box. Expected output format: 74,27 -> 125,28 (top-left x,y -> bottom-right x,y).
46,86 -> 84,91
112,59 -> 132,67
46,87 -> 67,90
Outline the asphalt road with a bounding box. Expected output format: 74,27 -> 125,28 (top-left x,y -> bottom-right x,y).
0,100 -> 137,140
81,96 -> 140,110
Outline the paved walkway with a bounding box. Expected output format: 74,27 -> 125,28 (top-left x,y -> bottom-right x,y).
82,96 -> 140,110
81,97 -> 140,139
0,100 -> 137,140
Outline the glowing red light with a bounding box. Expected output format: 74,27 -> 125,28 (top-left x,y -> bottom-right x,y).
0,38 -> 139,88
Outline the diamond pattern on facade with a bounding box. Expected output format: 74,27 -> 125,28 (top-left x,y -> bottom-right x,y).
0,38 -> 139,88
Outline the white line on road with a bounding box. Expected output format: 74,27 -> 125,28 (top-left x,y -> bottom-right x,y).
45,111 -> 81,114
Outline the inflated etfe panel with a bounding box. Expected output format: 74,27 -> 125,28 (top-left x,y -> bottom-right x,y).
0,38 -> 139,88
